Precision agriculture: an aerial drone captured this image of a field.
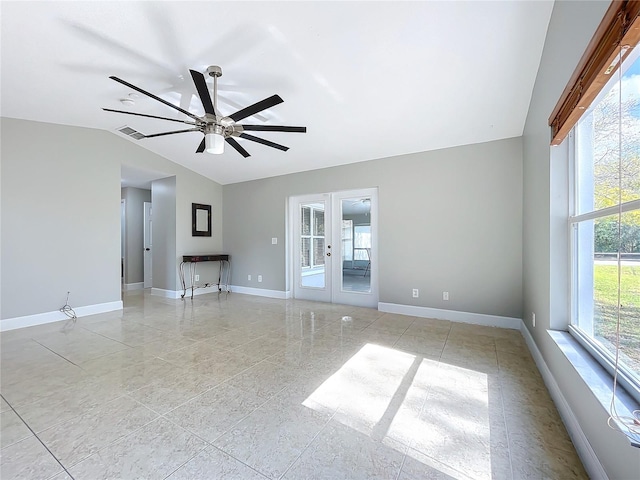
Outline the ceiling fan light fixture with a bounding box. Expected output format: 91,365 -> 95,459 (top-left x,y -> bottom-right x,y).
205,130 -> 225,154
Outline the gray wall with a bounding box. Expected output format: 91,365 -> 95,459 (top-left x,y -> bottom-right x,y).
121,187 -> 151,285
1,119 -> 121,319
224,137 -> 523,319
523,1 -> 640,477
1,117 -> 224,320
175,172 -> 224,289
151,177 -> 177,292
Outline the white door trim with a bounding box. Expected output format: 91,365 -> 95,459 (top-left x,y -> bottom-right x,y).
143,201 -> 153,289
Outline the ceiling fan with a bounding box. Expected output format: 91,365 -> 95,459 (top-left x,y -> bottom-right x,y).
349,198 -> 371,206
103,65 -> 306,157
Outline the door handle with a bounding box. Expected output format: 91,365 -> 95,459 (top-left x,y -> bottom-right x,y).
145,248 -> 151,251
326,252 -> 331,256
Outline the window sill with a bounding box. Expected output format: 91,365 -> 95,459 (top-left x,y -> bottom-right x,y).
548,330 -> 640,448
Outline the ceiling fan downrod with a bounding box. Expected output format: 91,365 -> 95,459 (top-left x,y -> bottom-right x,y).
206,65 -> 222,117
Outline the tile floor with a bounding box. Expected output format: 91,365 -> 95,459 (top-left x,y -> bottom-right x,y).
0,291 -> 587,479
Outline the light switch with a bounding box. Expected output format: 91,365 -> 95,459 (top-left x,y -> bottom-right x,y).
272,237 -> 277,244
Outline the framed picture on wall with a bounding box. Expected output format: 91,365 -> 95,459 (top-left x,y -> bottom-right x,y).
192,203 -> 211,237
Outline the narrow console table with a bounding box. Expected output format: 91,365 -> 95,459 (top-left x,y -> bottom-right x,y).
179,254 -> 230,299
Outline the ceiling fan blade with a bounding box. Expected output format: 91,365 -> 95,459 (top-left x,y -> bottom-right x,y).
226,137 -> 251,158
239,133 -> 289,152
142,128 -> 200,139
102,108 -> 197,125
189,69 -> 216,115
240,125 -> 306,133
109,76 -> 201,122
196,138 -> 206,153
229,94 -> 283,122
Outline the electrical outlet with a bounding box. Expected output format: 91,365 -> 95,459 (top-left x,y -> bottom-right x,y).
258,275 -> 263,283
532,312 -> 536,327
272,237 -> 278,245
248,274 -> 251,281
412,289 -> 419,298
195,275 -> 199,282
443,291 -> 449,301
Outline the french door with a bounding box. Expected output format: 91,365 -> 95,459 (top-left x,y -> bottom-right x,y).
290,188 -> 378,308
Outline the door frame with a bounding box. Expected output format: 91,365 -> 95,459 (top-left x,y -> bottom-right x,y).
143,201 -> 153,289
121,199 -> 126,289
287,187 -> 378,308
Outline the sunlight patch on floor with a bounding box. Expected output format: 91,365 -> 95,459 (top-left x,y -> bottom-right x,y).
303,343 -> 493,479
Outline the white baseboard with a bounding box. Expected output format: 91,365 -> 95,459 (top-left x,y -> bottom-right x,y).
124,282 -> 144,291
152,286 -> 234,299
150,288 -> 181,299
0,301 -> 123,332
377,302 -> 522,330
520,325 -> 608,480
229,285 -> 288,299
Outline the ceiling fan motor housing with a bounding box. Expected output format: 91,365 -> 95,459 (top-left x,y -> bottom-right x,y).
206,65 -> 222,78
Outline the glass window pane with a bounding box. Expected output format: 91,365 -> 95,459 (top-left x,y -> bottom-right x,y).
301,237 -> 310,268
618,210 -> 640,379
301,207 -> 311,235
619,53 -> 640,203
313,238 -> 325,266
354,226 -> 371,260
341,198 -> 371,293
572,44 -> 640,398
575,210 -> 640,382
342,220 -> 353,262
577,52 -> 640,214
314,209 -> 325,236
574,219 -> 595,334
354,226 -> 371,246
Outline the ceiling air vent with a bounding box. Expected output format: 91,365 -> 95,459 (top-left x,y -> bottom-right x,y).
117,126 -> 144,140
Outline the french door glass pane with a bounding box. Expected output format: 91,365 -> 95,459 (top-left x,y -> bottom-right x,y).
313,238 -> 325,266
341,198 -> 371,293
314,210 -> 325,236
354,225 -> 371,260
301,207 -> 311,235
301,238 -> 310,268
300,202 -> 325,288
342,220 -> 353,262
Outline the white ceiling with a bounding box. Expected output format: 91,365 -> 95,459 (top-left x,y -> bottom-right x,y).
1,1 -> 554,186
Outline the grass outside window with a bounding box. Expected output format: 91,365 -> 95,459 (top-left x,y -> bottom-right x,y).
593,263 -> 640,376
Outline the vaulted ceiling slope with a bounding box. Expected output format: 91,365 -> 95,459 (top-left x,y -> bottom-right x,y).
0,1 -> 554,185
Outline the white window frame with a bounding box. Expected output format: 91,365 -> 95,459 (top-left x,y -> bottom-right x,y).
567,46 -> 640,403
568,200 -> 640,404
